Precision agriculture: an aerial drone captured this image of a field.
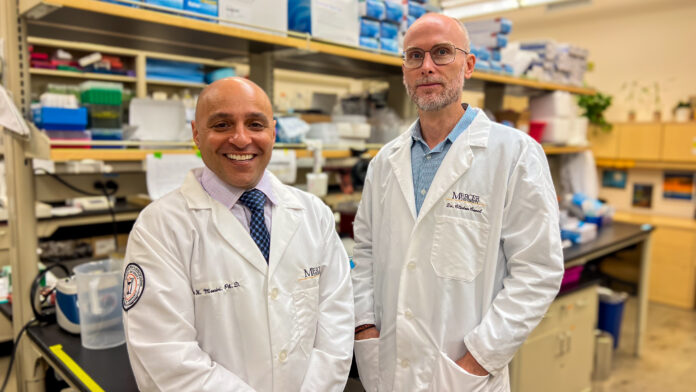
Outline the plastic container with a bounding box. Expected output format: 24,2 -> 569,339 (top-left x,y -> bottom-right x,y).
73,259 -> 125,350
55,277 -> 80,334
85,103 -> 122,128
561,265 -> 584,287
528,121 -> 546,143
597,287 -> 628,349
39,107 -> 88,130
306,172 -> 328,197
80,81 -> 123,105
91,128 -> 125,149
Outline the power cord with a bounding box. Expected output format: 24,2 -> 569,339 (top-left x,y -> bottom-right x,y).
34,168 -> 121,252
0,318 -> 37,392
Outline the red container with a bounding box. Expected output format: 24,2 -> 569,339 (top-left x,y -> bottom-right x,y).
529,121 -> 546,143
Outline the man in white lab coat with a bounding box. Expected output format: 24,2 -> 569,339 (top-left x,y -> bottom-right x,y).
122,77 -> 354,391
352,14 -> 564,391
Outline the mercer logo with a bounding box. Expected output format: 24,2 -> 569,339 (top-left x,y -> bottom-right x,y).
304,266 -> 322,278
451,192 -> 480,204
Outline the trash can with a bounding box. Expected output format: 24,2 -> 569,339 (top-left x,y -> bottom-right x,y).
597,287 -> 628,349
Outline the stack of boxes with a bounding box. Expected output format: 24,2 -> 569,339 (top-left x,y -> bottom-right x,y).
288,0 -> 360,47
465,18 -> 514,75
503,40 -> 589,86
33,104 -> 89,148
81,82 -> 125,147
359,0 -> 430,54
529,91 -> 588,146
144,0 -> 219,18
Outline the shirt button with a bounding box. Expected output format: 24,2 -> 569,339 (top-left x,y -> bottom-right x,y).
405,310 -> 413,320
407,262 -> 416,271
401,359 -> 410,368
279,350 -> 287,362
270,288 -> 278,300
426,155 -> 432,160
420,189 -> 426,195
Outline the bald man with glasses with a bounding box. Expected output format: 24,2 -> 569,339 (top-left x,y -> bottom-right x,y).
351,13 -> 564,392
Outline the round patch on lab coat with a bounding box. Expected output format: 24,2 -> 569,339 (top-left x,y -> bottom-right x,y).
123,263 -> 145,311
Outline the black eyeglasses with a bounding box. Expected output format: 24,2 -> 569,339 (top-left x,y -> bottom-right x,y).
402,43 -> 470,69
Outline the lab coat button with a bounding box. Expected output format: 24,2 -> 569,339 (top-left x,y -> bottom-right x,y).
279,350 -> 287,362
426,155 -> 431,160
405,310 -> 413,320
420,189 -> 426,195
407,262 -> 416,271
400,359 -> 410,368
270,288 -> 279,300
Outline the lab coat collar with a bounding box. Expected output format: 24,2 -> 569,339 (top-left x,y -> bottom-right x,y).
386,109 -> 491,224
180,168 -> 304,276
416,110 -> 491,221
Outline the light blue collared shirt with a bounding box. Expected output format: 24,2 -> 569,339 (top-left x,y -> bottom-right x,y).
411,105 -> 478,215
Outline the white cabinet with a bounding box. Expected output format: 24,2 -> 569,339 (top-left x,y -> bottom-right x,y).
510,285 -> 598,392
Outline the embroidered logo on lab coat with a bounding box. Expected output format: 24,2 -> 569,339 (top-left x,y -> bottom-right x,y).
298,266 -> 322,281
445,191 -> 486,214
123,263 -> 145,311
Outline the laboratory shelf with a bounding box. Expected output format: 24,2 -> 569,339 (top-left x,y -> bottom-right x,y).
20,0 -> 596,94
145,79 -> 207,88
29,68 -> 137,83
595,158 -> 696,171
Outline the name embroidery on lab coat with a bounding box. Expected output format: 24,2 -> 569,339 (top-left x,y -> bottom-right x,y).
298,266 -> 322,281
445,192 -> 485,214
193,281 -> 240,296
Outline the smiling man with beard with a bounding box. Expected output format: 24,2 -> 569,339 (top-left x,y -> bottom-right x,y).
351,14 -> 564,392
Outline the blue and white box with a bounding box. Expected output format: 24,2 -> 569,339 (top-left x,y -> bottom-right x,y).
184,0 -> 218,17
380,21 -> 399,40
384,0 -> 403,23
360,37 -> 380,50
408,1 -> 426,18
144,0 -> 184,10
360,0 -> 385,20
380,37 -> 399,53
289,0 -> 359,47
360,18 -> 380,39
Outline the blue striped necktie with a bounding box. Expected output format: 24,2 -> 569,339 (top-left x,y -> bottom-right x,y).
238,189 -> 270,263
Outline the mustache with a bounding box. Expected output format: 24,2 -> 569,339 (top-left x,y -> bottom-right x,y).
414,77 -> 444,86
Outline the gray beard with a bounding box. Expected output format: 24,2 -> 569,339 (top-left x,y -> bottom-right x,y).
404,67 -> 465,112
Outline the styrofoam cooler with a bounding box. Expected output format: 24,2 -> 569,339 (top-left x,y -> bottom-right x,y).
530,91 -> 578,119
538,117 -> 571,144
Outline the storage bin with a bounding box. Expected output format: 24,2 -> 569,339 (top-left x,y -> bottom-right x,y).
40,107 -> 88,131
80,81 -> 123,105
85,104 -> 122,129
46,130 -> 91,149
597,287 -> 628,349
91,128 -> 125,149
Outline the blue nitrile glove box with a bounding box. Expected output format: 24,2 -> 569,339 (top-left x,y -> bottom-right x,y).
384,0 -> 403,23
380,21 -> 399,40
39,107 -> 88,131
361,18 -> 380,39
144,0 -> 184,10
360,0 -> 385,20
184,0 -> 218,17
408,1 -> 426,18
360,37 -> 380,50
380,38 -> 399,53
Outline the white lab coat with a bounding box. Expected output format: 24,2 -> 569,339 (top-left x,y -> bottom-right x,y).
123,168 -> 354,391
352,111 -> 564,392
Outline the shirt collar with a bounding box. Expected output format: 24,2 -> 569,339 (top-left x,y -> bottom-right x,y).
411,103 -> 475,152
200,166 -> 277,210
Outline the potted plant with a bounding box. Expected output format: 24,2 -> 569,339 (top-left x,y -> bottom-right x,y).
578,92 -> 613,133
674,101 -> 692,122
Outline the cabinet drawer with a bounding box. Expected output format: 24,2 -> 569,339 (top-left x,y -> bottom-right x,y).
649,262 -> 696,308
661,123 -> 696,162
588,128 -> 619,159
529,286 -> 597,340
617,123 -> 662,160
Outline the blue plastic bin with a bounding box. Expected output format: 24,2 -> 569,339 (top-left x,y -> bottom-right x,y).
597,288 -> 628,349
39,107 -> 88,131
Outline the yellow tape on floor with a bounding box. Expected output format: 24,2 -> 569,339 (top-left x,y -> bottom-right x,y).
49,344 -> 105,392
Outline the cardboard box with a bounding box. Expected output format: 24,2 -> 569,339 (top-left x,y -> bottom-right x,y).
289,0 -> 359,47
219,0 -> 287,36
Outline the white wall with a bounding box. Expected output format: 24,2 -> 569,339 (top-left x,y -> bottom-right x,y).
484,0 -> 696,122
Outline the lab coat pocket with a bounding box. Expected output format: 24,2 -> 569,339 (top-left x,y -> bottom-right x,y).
430,216 -> 489,281
354,338 -> 379,392
293,285 -> 320,357
429,351 -> 489,392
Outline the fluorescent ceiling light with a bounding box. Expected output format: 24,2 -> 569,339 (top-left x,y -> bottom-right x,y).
444,0 -> 519,19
